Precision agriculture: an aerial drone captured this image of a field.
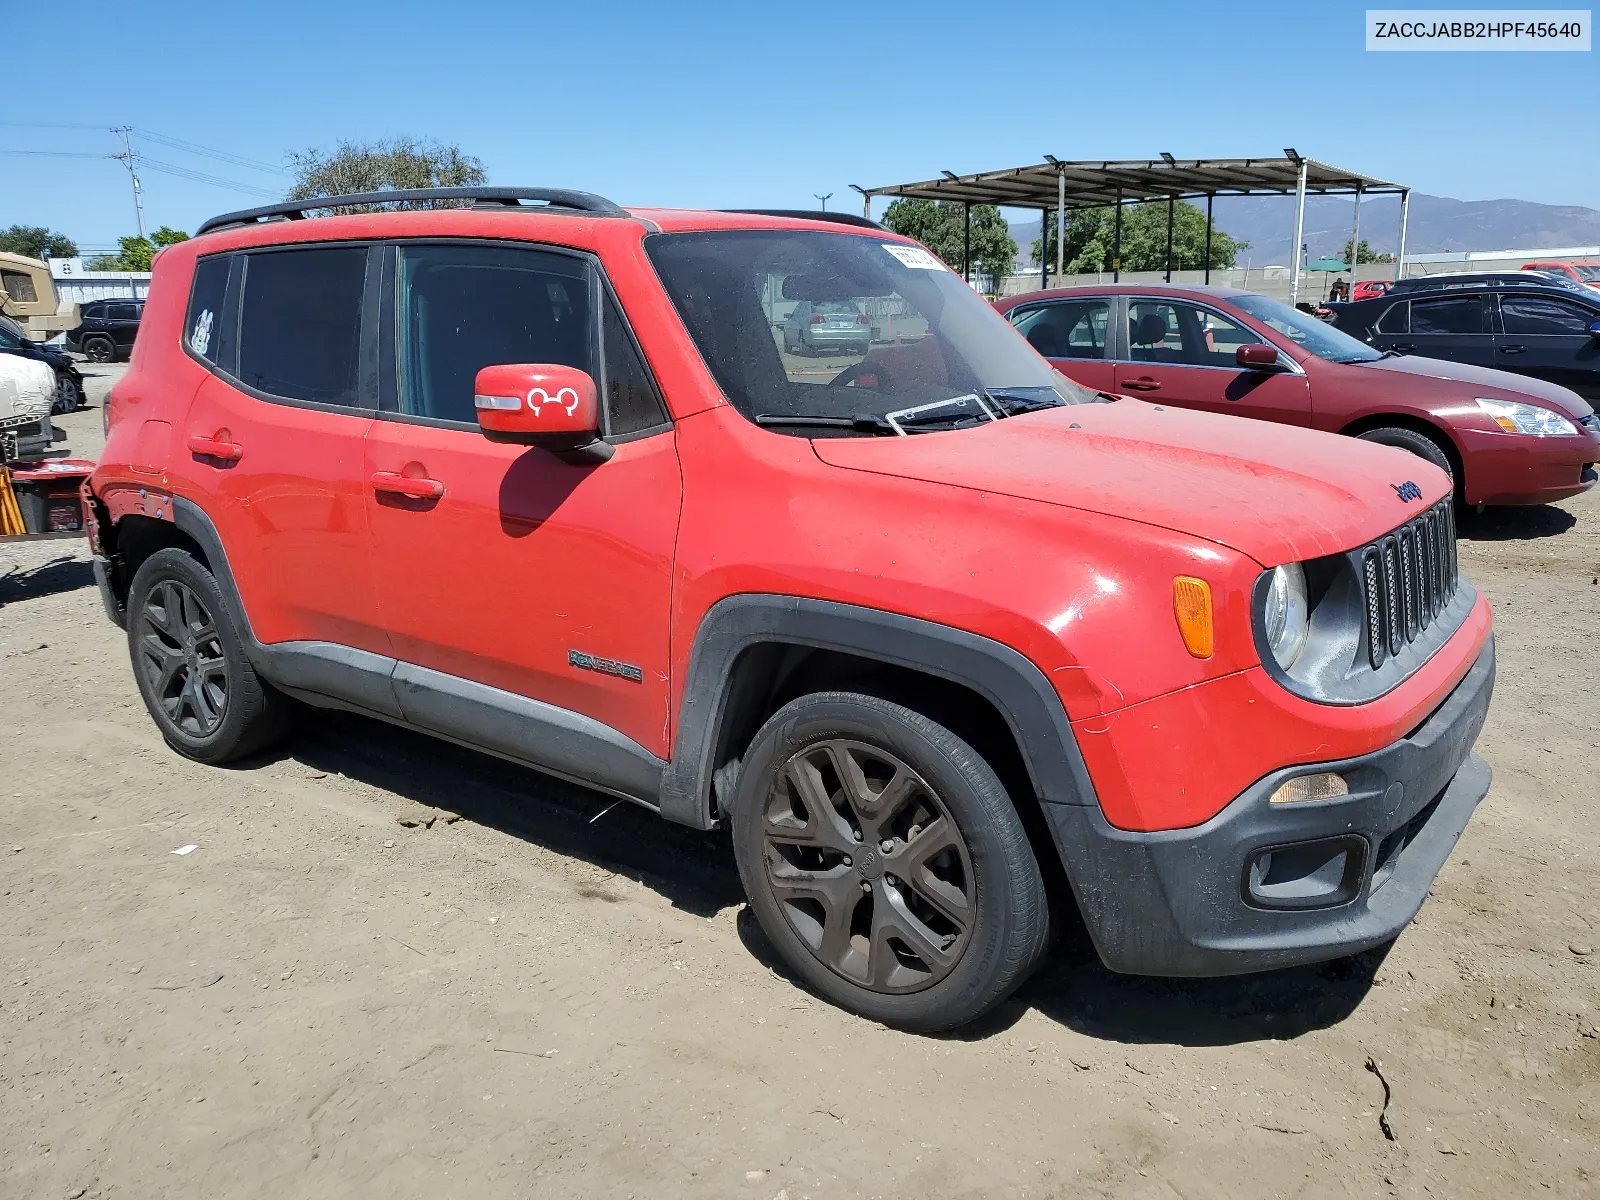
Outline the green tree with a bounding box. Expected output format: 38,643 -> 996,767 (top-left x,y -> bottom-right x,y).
1341,237 -> 1392,265
287,137 -> 487,209
1034,201 -> 1246,272
0,224 -> 77,259
86,236 -> 155,272
881,199 -> 1017,283
85,228 -> 190,272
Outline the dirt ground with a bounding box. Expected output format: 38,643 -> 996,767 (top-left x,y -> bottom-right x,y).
3,365 -> 1596,1199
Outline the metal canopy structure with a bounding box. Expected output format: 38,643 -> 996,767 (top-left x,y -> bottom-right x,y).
854,154 -> 1413,304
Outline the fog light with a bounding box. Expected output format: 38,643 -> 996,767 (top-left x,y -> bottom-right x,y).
1269,772 -> 1350,805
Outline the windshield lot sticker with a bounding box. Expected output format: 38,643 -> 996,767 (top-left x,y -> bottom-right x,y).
191,309 -> 214,356
882,244 -> 946,271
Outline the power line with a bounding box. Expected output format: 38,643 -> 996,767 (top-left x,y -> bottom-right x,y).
0,149 -> 110,158
131,127 -> 286,176
135,156 -> 279,197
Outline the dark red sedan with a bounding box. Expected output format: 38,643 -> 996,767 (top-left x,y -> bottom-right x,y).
995,284 -> 1599,507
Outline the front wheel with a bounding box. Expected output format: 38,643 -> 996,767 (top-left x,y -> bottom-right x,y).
51,373 -> 82,414
1356,425 -> 1454,482
731,691 -> 1050,1031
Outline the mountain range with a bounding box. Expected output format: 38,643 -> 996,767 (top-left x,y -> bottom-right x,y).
1006,193 -> 1600,269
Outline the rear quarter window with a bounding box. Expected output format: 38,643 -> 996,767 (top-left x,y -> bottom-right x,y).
185,255 -> 231,365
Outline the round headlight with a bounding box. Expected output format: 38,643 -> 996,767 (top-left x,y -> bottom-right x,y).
1263,563 -> 1309,670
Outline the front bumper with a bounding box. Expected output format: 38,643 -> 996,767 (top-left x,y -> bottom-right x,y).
1460,428 -> 1600,505
1045,639 -> 1495,976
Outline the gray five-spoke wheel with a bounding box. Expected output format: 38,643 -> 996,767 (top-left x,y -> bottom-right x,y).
762,738 -> 974,993
137,579 -> 229,738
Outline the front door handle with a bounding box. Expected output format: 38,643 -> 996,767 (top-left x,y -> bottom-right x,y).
370,471 -> 444,500
1390,343 -> 1415,353
187,434 -> 244,462
1120,377 -> 1162,391
1498,344 -> 1527,354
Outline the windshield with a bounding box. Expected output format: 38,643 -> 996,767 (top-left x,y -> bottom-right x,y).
645,230 -> 1099,435
1230,293 -> 1383,364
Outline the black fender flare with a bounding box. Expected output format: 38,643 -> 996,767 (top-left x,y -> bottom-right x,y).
659,595 -> 1100,829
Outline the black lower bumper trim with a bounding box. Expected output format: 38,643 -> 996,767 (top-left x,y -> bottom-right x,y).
1044,638 -> 1495,976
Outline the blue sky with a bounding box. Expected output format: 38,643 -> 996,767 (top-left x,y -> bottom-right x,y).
4,0 -> 1596,252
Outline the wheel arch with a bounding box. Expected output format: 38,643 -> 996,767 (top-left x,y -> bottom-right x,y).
661,596 -> 1100,833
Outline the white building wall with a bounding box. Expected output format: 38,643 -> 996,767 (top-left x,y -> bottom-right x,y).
48,258 -> 152,304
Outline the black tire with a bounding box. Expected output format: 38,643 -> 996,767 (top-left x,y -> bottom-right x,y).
84,337 -> 115,363
1356,425 -> 1454,482
126,548 -> 292,764
731,691 -> 1050,1032
51,372 -> 82,415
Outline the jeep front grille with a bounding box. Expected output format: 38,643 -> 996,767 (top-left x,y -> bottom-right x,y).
1361,498 -> 1458,669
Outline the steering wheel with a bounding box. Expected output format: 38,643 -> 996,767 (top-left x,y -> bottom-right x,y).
828,359 -> 891,392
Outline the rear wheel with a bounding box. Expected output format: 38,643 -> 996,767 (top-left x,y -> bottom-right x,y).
84,336 -> 115,363
731,691 -> 1050,1031
126,548 -> 292,764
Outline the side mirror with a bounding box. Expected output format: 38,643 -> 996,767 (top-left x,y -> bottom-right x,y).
1236,344 -> 1281,370
1588,319 -> 1600,339
473,363 -> 612,463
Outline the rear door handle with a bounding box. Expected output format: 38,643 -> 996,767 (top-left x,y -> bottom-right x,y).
1120,377 -> 1162,391
1498,344 -> 1527,354
186,435 -> 243,462
370,471 -> 444,500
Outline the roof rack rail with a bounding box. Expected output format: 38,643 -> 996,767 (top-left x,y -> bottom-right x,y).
198,187 -> 628,236
720,209 -> 883,231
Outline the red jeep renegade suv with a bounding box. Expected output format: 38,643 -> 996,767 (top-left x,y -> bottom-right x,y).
85,187 -> 1495,1031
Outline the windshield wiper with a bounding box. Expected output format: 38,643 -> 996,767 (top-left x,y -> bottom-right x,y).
980,386 -> 1066,415
753,413 -> 896,434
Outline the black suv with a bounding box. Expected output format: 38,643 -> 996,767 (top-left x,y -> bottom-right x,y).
1327,276 -> 1600,401
65,298 -> 144,362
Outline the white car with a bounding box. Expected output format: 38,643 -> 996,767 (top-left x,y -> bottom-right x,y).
0,353 -> 58,461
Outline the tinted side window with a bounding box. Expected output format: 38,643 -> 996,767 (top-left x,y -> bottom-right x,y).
1501,296 -> 1597,335
1012,300 -> 1109,360
601,289 -> 668,435
1409,296 -> 1483,335
185,255 -> 231,365
238,246 -> 368,406
108,303 -> 138,320
397,244 -> 591,424
1376,301 -> 1409,334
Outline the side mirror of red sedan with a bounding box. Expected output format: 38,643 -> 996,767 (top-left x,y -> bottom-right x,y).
473,363 -> 613,463
1236,344 -> 1281,370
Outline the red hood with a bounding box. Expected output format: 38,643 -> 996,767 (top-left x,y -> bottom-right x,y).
1348,354 -> 1594,418
811,400 -> 1450,565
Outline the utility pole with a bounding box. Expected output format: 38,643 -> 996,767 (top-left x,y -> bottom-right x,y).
110,126 -> 146,240
813,192 -> 832,211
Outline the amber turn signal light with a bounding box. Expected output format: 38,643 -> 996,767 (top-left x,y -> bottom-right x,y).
1172,576 -> 1214,659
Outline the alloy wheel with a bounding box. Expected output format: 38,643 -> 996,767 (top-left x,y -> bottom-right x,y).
137,579 -> 229,737
53,376 -> 81,414
86,339 -> 113,363
761,738 -> 974,993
